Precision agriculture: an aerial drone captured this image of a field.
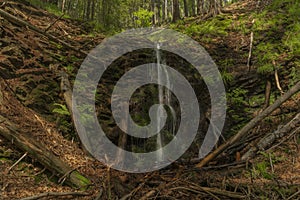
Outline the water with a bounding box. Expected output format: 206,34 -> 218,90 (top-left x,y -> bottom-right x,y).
155,43 -> 177,162
156,43 -> 164,162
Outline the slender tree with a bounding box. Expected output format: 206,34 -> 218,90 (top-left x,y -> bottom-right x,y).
191,0 -> 196,16
183,0 -> 189,17
172,0 -> 180,22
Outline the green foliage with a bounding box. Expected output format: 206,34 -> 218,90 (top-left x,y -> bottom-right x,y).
65,65 -> 74,74
251,0 -> 300,76
253,161 -> 274,179
259,152 -> 286,164
26,0 -> 67,18
249,152 -> 285,180
52,103 -> 70,116
133,9 -> 153,27
255,42 -> 279,74
249,94 -> 265,107
288,64 -> 300,87
170,16 -> 232,41
52,103 -> 73,136
283,23 -> 300,55
188,17 -> 232,37
218,58 -> 235,84
221,70 -> 234,85
228,88 -> 248,106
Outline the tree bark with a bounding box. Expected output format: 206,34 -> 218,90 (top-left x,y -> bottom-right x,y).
242,113 -> 300,160
191,0 -> 196,16
162,0 -> 168,21
196,81 -> 300,168
183,0 -> 189,17
156,0 -> 161,24
263,79 -> 272,110
86,0 -> 91,21
0,115 -> 91,189
151,0 -> 156,25
172,0 -> 180,22
197,0 -> 203,15
91,0 -> 95,21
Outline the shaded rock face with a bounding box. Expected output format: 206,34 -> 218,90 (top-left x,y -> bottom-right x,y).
95,48 -> 211,154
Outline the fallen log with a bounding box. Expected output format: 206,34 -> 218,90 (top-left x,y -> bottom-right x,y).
0,8 -> 87,56
0,114 -> 91,189
196,81 -> 300,168
19,191 -> 90,200
242,113 -> 300,160
58,70 -> 92,155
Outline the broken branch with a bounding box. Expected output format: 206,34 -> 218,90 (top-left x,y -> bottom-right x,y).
196,81 -> 300,168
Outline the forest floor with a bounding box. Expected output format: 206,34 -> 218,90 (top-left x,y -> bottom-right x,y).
0,0 -> 299,199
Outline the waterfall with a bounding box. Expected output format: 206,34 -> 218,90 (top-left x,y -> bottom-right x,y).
156,43 -> 177,163
156,43 -> 164,162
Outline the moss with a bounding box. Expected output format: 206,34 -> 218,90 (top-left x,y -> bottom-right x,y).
70,171 -> 91,190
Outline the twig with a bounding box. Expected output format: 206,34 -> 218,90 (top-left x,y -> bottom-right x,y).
80,39 -> 95,50
140,190 -> 156,200
107,167 -> 112,200
94,188 -> 103,200
19,191 -> 90,200
191,161 -> 246,171
170,187 -> 220,200
247,31 -> 254,72
0,1 -> 6,8
6,152 -> 28,174
268,126 -> 300,151
269,153 -> 274,173
287,189 -> 300,200
273,60 -> 284,95
183,181 -> 245,199
120,173 -> 155,200
58,167 -> 78,185
34,114 -> 45,128
45,13 -> 65,32
33,167 -> 46,176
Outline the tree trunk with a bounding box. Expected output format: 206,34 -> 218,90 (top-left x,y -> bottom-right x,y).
61,0 -> 66,12
156,0 -> 161,24
242,113 -> 300,160
151,0 -> 156,25
191,0 -> 196,16
183,0 -> 189,17
263,79 -> 272,109
197,0 -> 203,15
172,0 -> 180,22
86,0 -> 91,21
0,115 -> 91,189
91,0 -> 95,21
196,81 -> 300,168
162,0 -> 168,21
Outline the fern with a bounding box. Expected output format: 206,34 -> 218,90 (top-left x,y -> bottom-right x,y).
52,103 -> 70,116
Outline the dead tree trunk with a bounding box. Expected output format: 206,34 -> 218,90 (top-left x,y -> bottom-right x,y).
0,115 -> 91,189
242,113 -> 300,160
196,81 -> 300,168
